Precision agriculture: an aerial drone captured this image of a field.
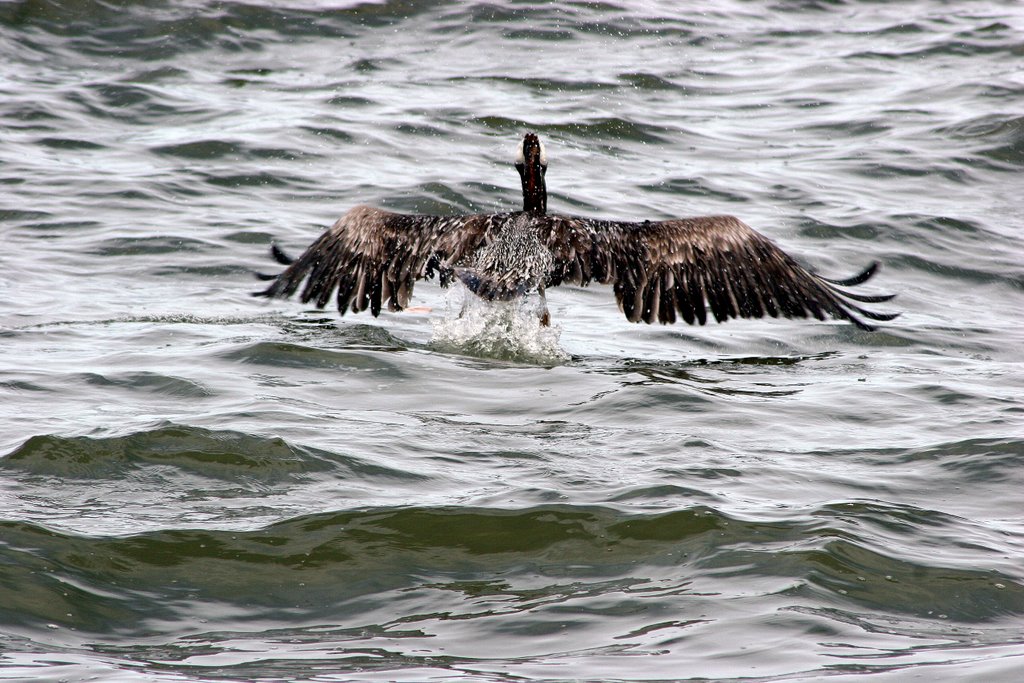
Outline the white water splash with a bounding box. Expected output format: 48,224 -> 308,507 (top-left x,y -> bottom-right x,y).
430,286 -> 569,364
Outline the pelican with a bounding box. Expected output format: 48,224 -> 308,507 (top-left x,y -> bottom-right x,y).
256,133 -> 897,330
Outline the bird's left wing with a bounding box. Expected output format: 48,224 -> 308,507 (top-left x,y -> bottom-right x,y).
256,205 -> 499,316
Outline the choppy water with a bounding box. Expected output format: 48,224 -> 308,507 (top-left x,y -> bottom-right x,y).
2,1 -> 1024,681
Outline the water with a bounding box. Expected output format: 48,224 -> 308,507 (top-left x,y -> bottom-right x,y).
2,1 -> 1023,680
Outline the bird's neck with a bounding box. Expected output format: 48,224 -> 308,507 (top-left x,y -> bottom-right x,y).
523,188 -> 546,214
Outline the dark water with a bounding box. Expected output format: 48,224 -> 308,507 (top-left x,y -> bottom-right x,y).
2,1 -> 1024,680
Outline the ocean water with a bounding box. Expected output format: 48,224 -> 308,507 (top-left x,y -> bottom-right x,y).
2,1 -> 1023,681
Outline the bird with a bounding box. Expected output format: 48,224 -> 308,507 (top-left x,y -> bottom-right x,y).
255,133 -> 897,331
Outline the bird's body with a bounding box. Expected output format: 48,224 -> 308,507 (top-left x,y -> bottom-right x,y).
456,211 -> 554,302
256,134 -> 897,331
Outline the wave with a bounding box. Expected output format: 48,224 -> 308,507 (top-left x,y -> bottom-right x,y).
1,502 -> 1020,641
941,113 -> 1024,169
0,423 -> 423,482
2,424 -> 320,480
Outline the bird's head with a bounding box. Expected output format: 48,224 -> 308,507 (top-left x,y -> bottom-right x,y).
515,132 -> 547,214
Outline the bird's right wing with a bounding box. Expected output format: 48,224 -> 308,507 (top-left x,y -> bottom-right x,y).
544,214 -> 898,330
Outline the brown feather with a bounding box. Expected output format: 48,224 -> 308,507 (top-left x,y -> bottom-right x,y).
255,179 -> 895,330
256,205 -> 494,317
543,213 -> 897,330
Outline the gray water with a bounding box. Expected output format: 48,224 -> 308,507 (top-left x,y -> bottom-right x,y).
2,1 -> 1023,681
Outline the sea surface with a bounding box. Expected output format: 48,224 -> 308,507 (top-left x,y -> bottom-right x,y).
2,1 -> 1023,681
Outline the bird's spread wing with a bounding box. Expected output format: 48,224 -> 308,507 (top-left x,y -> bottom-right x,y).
544,214 -> 898,330
255,205 -> 497,316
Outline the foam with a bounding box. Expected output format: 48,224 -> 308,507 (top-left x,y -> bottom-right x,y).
430,286 -> 568,364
